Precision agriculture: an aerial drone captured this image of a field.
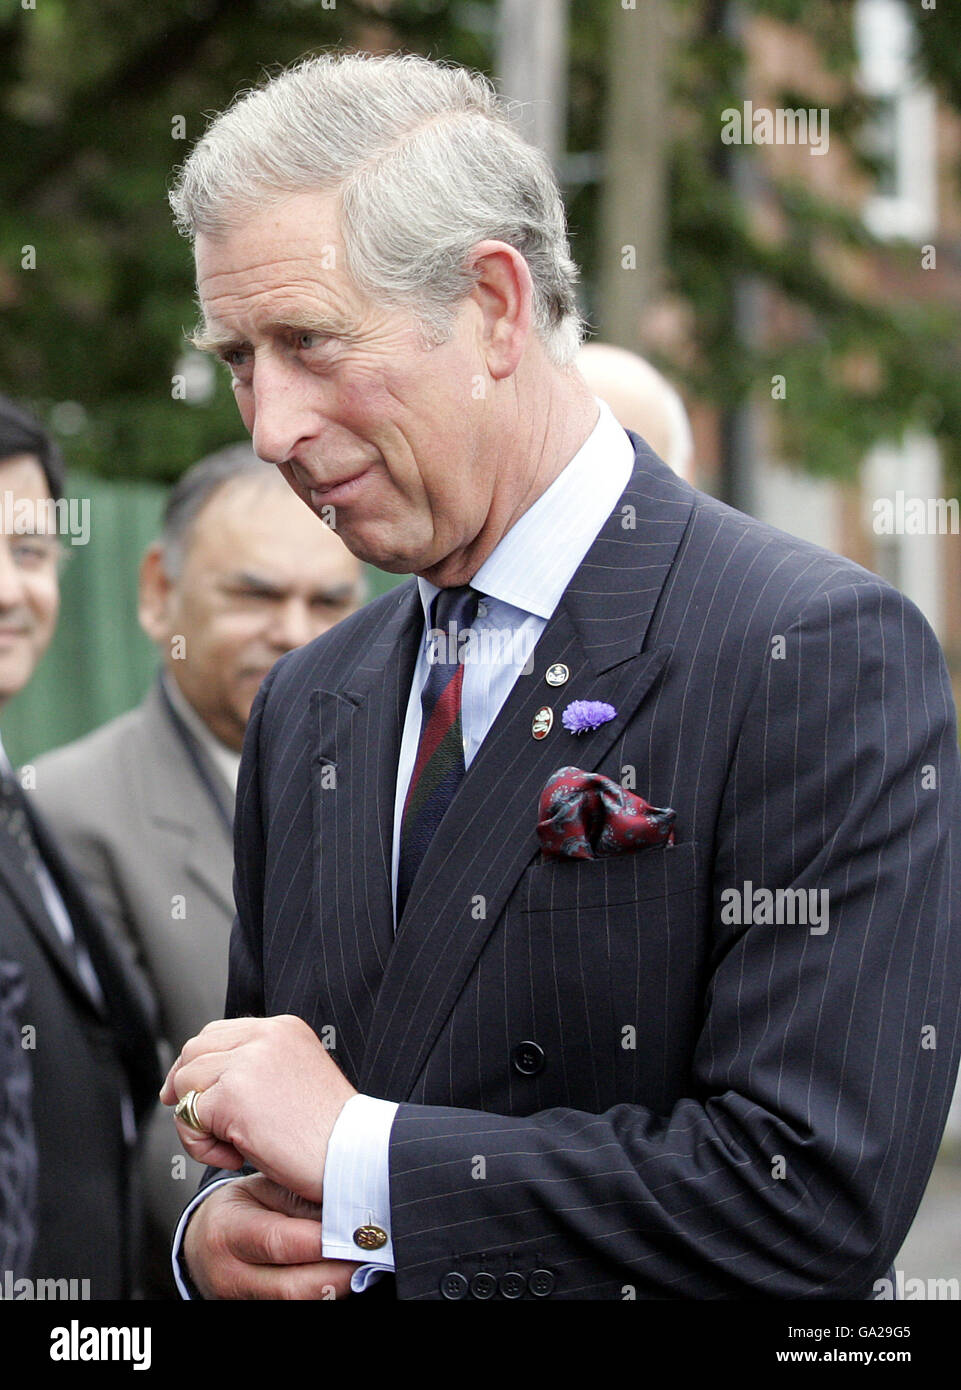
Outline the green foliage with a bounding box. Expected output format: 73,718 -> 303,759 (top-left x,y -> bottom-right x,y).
0,0 -> 495,482
1,0 -> 959,490
567,0 -> 961,487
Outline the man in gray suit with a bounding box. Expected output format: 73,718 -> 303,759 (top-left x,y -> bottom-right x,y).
33,444 -> 365,1292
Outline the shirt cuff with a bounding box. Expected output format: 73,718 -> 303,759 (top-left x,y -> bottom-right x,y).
171,1175 -> 240,1300
321,1093 -> 399,1270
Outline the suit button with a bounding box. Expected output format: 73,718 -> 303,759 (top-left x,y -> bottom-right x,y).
440,1272 -> 469,1300
499,1271 -> 526,1299
512,1040 -> 545,1075
469,1272 -> 497,1300
528,1268 -> 555,1297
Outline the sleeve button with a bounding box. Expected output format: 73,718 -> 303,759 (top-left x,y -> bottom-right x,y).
440,1271 -> 469,1300
528,1268 -> 555,1297
499,1271 -> 526,1299
469,1271 -> 497,1299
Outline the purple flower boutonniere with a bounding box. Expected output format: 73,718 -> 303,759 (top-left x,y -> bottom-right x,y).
562,700 -> 617,734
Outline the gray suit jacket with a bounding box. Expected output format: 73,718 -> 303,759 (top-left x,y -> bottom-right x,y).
33,680 -> 235,1282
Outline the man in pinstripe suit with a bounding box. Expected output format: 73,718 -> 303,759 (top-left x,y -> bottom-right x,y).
162,53 -> 961,1300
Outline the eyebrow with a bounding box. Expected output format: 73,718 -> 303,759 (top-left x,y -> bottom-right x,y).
191,314 -> 355,355
225,571 -> 361,602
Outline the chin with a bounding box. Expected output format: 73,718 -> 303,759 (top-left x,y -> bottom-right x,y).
0,658 -> 36,703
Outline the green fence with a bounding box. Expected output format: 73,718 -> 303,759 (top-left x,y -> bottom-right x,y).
1,472 -> 406,767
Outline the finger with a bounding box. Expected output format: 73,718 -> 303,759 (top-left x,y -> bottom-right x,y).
226,1205 -> 326,1267
244,1175 -> 324,1222
160,1045 -> 232,1100
161,1023 -> 265,1095
181,1017 -> 267,1056
168,1059 -> 229,1106
213,1259 -> 359,1301
172,1117 -> 246,1171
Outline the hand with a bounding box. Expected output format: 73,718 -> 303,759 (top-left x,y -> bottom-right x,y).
161,1014 -> 357,1203
183,1174 -> 361,1300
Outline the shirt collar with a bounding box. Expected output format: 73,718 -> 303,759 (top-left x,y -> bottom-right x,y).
161,672 -> 243,794
416,398 -> 636,624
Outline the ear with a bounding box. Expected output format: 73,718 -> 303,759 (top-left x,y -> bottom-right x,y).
463,240 -> 533,380
138,543 -> 176,644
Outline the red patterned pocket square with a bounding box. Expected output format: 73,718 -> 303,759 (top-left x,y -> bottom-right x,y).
537,766 -> 676,861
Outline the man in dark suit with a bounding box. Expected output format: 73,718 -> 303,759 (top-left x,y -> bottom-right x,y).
0,396 -> 160,1298
162,53 -> 961,1300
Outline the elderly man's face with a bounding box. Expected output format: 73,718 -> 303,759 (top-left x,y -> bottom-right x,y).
140,476 -> 363,750
195,191 -> 494,579
0,454 -> 60,707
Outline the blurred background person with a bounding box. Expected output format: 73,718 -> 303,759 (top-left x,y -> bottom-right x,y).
0,395 -> 159,1299
33,444 -> 365,1295
577,341 -> 694,483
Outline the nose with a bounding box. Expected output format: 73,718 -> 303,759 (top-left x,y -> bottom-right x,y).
247,354 -> 322,468
267,597 -> 317,654
0,540 -> 28,610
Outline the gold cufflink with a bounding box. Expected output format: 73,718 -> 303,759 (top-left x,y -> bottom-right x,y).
353,1224 -> 388,1251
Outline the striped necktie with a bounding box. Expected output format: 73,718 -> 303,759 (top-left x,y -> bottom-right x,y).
397,584 -> 481,922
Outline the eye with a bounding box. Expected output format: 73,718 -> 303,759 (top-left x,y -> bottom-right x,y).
223,349 -> 249,366
11,539 -> 57,568
218,347 -> 253,380
294,331 -> 336,356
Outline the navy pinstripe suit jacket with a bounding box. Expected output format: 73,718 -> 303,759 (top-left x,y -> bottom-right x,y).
221,436 -> 961,1299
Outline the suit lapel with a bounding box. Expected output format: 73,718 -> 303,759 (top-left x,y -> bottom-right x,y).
0,826 -> 98,1011
140,683 -> 235,917
308,582 -> 421,1082
358,446 -> 695,1098
26,799 -> 161,1108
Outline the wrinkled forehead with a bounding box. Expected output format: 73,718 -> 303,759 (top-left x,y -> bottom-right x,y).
195,190 -> 345,287
193,192 -> 365,340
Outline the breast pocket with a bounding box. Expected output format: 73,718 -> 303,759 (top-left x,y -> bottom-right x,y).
521,840 -> 700,914
514,842 -> 707,1112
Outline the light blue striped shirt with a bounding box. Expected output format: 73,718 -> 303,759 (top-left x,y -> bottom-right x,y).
390,398 -> 636,921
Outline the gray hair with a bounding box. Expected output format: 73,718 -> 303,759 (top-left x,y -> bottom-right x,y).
169,52 -> 584,366
160,443 -> 280,577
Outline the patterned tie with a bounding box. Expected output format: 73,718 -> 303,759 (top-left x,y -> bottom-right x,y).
397,584 -> 481,921
0,767 -> 42,880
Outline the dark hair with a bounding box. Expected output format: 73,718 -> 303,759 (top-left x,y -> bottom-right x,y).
0,396 -> 65,501
161,443 -> 279,576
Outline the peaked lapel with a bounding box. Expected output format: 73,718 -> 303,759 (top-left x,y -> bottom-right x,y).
307,582 -> 422,1082
0,817 -> 101,1015
357,445 -> 695,1098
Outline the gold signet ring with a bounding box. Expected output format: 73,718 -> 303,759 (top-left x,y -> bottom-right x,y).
174,1089 -> 207,1133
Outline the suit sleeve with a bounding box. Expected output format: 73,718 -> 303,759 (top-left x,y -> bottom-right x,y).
386,579 -> 961,1299
190,665 -> 277,1211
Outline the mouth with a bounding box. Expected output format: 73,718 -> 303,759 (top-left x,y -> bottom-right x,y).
306,462 -> 375,509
